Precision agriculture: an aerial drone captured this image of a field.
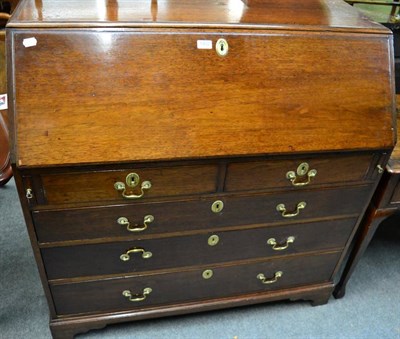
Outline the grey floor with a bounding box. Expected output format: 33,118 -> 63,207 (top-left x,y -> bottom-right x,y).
1,178 -> 400,339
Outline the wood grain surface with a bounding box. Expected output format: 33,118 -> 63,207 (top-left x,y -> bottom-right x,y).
8,0 -> 386,32
41,219 -> 352,280
50,251 -> 341,315
33,184 -> 369,243
10,30 -> 395,167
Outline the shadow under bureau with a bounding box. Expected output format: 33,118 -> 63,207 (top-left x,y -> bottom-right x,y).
6,0 -> 396,337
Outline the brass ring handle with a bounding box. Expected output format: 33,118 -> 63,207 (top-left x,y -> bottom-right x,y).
286,169 -> 317,186
286,162 -> 317,187
120,247 -> 153,261
114,172 -> 152,200
117,215 -> 154,232
267,236 -> 295,251
276,201 -> 306,218
26,189 -> 33,199
114,181 -> 152,199
257,271 -> 283,284
122,288 -> 152,302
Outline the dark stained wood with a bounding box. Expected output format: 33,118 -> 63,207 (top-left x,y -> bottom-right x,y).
49,283 -> 334,338
40,164 -> 218,205
11,166 -> 58,318
42,219 -> 353,280
225,153 -> 376,192
50,251 -> 340,316
6,0 -> 396,337
10,30 -> 394,167
33,185 -> 369,243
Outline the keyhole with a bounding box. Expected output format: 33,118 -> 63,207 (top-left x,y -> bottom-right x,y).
216,38 -> 228,57
211,200 -> 224,213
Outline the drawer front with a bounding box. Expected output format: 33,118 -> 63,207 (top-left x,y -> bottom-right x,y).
13,31 -> 394,167
50,251 -> 341,315
34,185 -> 371,243
225,153 -> 375,192
39,164 -> 218,205
387,174 -> 400,206
42,219 -> 355,280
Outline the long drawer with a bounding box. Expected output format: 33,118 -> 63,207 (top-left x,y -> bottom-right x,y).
33,185 -> 371,243
42,218 -> 355,280
50,251 -> 341,316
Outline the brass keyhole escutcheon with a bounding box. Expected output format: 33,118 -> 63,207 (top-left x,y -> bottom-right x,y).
208,235 -> 220,246
216,38 -> 228,57
297,162 -> 309,176
211,200 -> 224,213
126,173 -> 140,187
202,269 -> 213,279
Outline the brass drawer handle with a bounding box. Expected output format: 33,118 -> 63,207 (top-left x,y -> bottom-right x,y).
257,271 -> 283,284
122,288 -> 152,302
114,172 -> 151,200
117,215 -> 154,232
286,162 -> 317,187
26,188 -> 33,199
120,247 -> 153,261
276,201 -> 306,218
267,236 -> 295,251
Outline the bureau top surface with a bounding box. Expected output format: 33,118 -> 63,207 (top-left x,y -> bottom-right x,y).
8,0 -> 386,33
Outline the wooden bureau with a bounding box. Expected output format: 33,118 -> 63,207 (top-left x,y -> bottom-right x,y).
6,0 -> 396,338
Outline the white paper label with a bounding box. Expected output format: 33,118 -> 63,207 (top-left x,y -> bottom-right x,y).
0,94 -> 7,110
23,37 -> 37,48
197,40 -> 212,50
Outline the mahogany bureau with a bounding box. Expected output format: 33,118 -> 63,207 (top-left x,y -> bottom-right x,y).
6,0 -> 396,338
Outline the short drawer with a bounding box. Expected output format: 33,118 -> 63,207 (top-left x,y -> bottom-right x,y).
42,218 -> 355,280
38,164 -> 218,205
225,153 -> 376,192
34,185 -> 371,243
50,251 -> 341,316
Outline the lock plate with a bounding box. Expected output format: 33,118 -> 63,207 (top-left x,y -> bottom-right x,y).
296,163 -> 309,176
208,235 -> 220,246
126,173 -> 140,187
202,269 -> 213,279
211,200 -> 224,213
216,38 -> 228,57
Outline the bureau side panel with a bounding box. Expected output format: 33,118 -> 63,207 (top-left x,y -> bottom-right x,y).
11,30 -> 395,167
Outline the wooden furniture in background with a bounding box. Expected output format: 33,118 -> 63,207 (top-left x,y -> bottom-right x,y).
0,5 -> 12,186
7,0 -> 396,337
334,100 -> 400,298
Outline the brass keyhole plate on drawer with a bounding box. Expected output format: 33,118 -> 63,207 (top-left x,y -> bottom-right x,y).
202,269 -> 213,279
297,162 -> 309,176
211,200 -> 224,213
126,173 -> 140,187
208,235 -> 220,246
216,38 -> 228,57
